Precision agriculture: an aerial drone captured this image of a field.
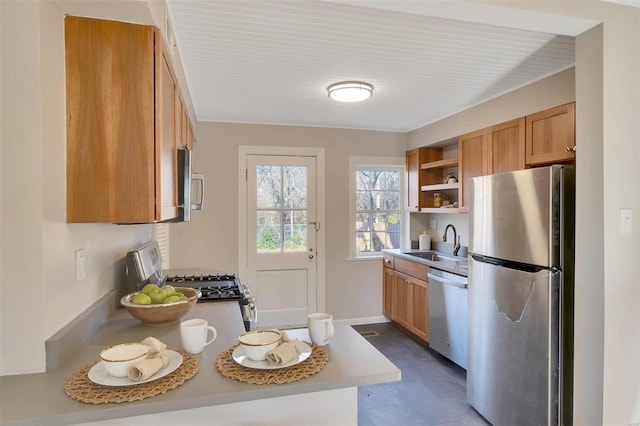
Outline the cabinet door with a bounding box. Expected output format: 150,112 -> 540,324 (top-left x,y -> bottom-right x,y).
187,121 -> 194,150
410,276 -> 429,342
488,117 -> 525,174
383,266 -> 394,319
393,272 -> 412,329
65,17 -> 155,223
406,148 -> 420,211
459,129 -> 488,212
177,95 -> 194,149
525,102 -> 575,166
155,32 -> 179,221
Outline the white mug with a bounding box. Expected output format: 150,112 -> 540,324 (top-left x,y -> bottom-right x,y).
180,319 -> 217,354
308,313 -> 334,346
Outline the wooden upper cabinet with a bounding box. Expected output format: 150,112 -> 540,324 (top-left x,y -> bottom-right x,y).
459,128 -> 489,212
406,148 -> 421,211
177,95 -> 194,150
157,40 -> 179,221
525,102 -> 576,166
406,147 -> 443,211
488,117 -> 525,174
66,16 -> 181,223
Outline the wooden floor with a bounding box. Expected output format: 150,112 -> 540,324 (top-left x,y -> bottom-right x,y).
354,323 -> 489,426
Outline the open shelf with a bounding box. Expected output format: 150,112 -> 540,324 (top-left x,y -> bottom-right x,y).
420,208 -> 461,213
420,157 -> 459,170
420,183 -> 459,192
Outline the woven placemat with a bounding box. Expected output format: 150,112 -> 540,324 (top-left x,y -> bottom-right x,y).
216,342 -> 327,385
64,349 -> 198,404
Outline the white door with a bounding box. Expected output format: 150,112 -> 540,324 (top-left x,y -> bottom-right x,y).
246,154 -> 318,329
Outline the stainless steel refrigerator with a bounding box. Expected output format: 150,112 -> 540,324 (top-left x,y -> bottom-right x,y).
467,165 -> 575,426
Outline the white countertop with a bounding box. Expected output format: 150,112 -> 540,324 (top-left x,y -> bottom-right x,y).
0,303 -> 400,426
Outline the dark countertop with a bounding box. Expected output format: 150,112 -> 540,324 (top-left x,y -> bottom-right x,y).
382,248 -> 469,277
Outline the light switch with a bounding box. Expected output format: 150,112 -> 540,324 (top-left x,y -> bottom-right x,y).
430,219 -> 437,230
620,209 -> 632,234
75,248 -> 86,281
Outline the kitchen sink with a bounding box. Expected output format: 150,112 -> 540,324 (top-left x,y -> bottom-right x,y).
405,251 -> 462,262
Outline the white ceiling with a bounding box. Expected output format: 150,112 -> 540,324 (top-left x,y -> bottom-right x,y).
166,0 -> 578,132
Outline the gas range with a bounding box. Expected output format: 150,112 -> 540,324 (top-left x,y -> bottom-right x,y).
125,242 -> 256,331
164,272 -> 247,302
164,271 -> 257,330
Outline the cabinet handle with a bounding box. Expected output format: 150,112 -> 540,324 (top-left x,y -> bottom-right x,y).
565,146 -> 572,152
384,259 -> 391,264
572,146 -> 577,152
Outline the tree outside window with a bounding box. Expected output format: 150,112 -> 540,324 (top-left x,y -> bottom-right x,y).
256,165 -> 308,253
355,167 -> 402,255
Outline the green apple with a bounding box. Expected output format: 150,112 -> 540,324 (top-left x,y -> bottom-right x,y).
174,292 -> 187,300
148,288 -> 167,304
131,293 -> 152,305
141,283 -> 158,295
163,295 -> 180,304
164,285 -> 176,296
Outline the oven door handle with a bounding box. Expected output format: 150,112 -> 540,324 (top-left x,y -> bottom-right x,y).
248,301 -> 257,323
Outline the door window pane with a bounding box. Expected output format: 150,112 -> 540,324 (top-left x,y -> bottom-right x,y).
257,211 -> 281,253
256,164 -> 309,253
257,166 -> 281,208
283,210 -> 307,252
283,167 -> 307,209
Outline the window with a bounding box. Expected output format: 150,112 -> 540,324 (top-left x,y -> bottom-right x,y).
256,164 -> 308,253
350,158 -> 405,258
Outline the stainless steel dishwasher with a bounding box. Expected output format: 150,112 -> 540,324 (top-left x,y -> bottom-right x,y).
428,267 -> 468,369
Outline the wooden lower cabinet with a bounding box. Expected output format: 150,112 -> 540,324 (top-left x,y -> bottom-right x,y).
382,256 -> 429,343
409,276 -> 429,341
383,267 -> 394,319
392,272 -> 412,329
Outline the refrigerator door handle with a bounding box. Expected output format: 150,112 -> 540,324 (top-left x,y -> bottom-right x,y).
471,254 -> 547,273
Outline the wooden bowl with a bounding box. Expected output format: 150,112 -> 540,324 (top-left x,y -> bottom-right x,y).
120,287 -> 201,327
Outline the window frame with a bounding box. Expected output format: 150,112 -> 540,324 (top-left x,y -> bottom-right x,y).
349,156 -> 406,260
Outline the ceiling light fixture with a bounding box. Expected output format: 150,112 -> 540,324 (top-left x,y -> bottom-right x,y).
327,81 -> 373,103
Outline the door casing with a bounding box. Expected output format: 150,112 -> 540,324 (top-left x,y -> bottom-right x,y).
238,145 -> 326,318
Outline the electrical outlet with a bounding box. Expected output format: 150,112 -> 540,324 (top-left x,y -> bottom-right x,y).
620,209 -> 632,233
430,219 -> 437,230
75,249 -> 86,281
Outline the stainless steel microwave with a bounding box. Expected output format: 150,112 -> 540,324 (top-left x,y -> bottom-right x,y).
172,147 -> 204,223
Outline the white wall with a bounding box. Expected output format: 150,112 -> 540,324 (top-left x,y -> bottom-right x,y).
0,0 -> 151,375
169,123 -> 407,322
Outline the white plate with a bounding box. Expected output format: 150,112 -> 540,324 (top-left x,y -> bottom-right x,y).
88,350 -> 183,386
232,340 -> 312,370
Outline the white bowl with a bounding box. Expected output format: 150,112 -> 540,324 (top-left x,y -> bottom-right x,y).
99,343 -> 150,377
238,330 -> 282,361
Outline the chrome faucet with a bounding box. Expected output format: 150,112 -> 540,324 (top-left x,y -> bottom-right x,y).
443,224 -> 461,256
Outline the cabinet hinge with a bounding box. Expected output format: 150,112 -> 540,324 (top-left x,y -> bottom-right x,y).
245,169 -> 248,181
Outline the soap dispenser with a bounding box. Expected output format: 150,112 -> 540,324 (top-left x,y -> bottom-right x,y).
419,231 -> 431,250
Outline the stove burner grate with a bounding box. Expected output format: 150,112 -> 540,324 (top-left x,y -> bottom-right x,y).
163,273 -> 246,303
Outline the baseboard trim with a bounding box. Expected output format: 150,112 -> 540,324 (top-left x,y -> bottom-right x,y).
334,316 -> 391,326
